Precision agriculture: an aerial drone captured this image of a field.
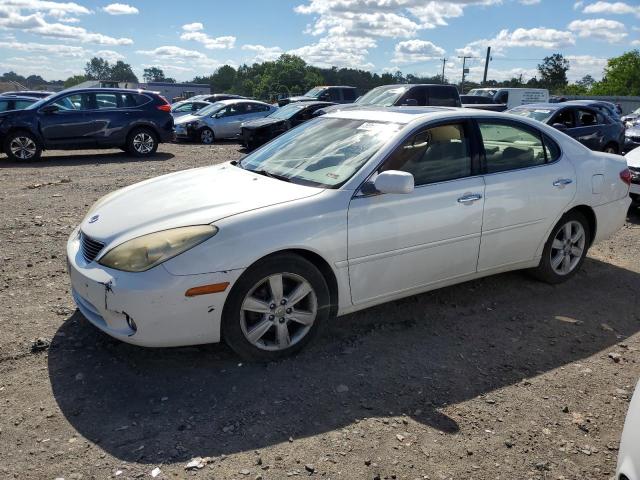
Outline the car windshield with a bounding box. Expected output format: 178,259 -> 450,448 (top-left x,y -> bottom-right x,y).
468,89 -> 496,98
194,102 -> 225,116
239,117 -> 402,188
303,87 -> 324,98
509,107 -> 554,122
356,85 -> 408,106
268,103 -> 306,120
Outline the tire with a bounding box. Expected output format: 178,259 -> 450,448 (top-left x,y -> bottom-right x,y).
3,130 -> 41,162
531,211 -> 591,284
199,127 -> 214,144
126,128 -> 158,157
222,253 -> 330,361
603,143 -> 619,154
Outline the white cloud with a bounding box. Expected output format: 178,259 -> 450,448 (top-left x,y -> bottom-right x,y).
582,1 -> 640,17
457,27 -> 576,56
519,0 -> 541,4
0,39 -> 87,56
289,35 -> 375,69
568,18 -> 627,42
137,45 -> 224,70
392,39 -> 445,63
179,23 -> 235,49
94,49 -> 125,61
1,0 -> 91,16
242,44 -> 283,62
565,54 -> 607,81
102,3 -> 139,15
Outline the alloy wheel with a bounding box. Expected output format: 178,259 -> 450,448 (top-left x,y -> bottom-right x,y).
550,220 -> 586,275
9,136 -> 37,160
201,129 -> 214,144
240,272 -> 317,351
132,133 -> 154,154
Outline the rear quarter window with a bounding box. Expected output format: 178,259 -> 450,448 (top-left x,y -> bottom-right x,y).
428,87 -> 460,107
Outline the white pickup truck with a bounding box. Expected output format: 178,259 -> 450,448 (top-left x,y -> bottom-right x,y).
465,88 -> 549,111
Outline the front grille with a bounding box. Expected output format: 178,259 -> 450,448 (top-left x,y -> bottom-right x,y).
79,231 -> 105,263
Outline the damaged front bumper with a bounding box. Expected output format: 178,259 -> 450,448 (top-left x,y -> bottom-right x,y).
66,229 -> 244,347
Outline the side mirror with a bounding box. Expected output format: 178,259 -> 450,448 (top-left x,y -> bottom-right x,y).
373,170 -> 414,195
552,123 -> 567,132
214,112 -> 223,119
401,98 -> 418,106
41,105 -> 59,114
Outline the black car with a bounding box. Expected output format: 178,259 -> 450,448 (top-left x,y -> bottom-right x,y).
315,84 -> 461,116
509,103 -> 624,153
0,90 -> 54,98
0,88 -> 174,161
0,95 -> 39,112
240,101 -> 336,149
278,86 -> 357,107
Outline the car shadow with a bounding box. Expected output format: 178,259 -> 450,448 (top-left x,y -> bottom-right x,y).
628,203 -> 640,224
48,257 -> 640,464
0,151 -> 175,168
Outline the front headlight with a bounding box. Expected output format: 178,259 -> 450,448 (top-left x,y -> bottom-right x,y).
99,225 -> 218,272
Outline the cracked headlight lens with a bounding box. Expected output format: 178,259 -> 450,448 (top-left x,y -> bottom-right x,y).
99,225 -> 218,272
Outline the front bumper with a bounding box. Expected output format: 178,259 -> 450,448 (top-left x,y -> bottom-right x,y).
66,230 -> 244,347
175,124 -> 197,140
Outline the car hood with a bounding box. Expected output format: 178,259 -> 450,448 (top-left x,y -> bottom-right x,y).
241,117 -> 286,129
79,163 -> 322,245
174,113 -> 203,125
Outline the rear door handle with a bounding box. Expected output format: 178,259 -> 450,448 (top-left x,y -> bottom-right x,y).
457,193 -> 483,204
553,178 -> 573,187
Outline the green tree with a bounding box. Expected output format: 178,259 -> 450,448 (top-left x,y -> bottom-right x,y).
537,54 -> 569,92
109,61 -> 138,82
143,66 -> 166,83
64,74 -> 88,88
84,57 -> 111,80
576,74 -> 595,90
591,50 -> 640,96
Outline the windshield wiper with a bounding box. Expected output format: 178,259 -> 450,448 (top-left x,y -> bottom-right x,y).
252,169 -> 291,182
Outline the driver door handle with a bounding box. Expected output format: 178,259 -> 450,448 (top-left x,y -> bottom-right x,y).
457,193 -> 483,204
553,178 -> 573,187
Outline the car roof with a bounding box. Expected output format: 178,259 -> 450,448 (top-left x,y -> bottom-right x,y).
217,98 -> 271,106
60,87 -> 160,95
325,106 -> 474,124
0,95 -> 38,101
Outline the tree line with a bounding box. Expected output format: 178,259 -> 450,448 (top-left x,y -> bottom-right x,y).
2,49 -> 639,98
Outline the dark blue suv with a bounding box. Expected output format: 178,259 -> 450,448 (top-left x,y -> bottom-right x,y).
0,88 -> 175,161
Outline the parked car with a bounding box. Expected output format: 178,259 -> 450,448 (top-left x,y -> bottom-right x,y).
0,88 -> 174,161
508,103 -> 625,153
626,146 -> 640,203
616,379 -> 640,480
240,101 -> 335,149
170,99 -> 212,119
0,90 -> 54,99
622,107 -> 640,128
67,107 -> 630,360
191,94 -> 246,103
568,99 -> 622,123
174,99 -> 276,143
467,88 -> 549,109
278,86 -> 357,107
315,84 -> 461,116
625,125 -> 640,153
460,94 -> 507,112
0,95 -> 39,112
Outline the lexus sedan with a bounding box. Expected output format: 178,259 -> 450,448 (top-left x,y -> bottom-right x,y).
509,103 -> 625,153
174,99 -> 276,143
1,88 -> 174,161
67,108 -> 631,361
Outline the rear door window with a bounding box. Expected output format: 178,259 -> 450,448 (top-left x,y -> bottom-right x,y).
478,121 -> 547,173
428,87 -> 459,107
342,89 -> 357,102
95,93 -> 119,109
551,109 -> 575,128
402,86 -> 427,105
15,100 -> 34,109
577,109 -> 597,127
0,100 -> 9,112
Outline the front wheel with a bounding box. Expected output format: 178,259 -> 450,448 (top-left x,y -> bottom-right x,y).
199,127 -> 214,144
531,211 -> 590,284
4,131 -> 41,161
222,253 -> 330,361
127,128 -> 158,157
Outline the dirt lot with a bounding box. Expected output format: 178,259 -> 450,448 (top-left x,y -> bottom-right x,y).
1,142 -> 639,480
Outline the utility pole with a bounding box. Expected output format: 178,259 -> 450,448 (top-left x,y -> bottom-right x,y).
458,55 -> 473,94
482,46 -> 491,85
441,58 -> 447,84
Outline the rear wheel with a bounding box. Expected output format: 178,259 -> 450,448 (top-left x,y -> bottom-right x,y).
4,131 -> 41,161
603,143 -> 619,154
531,211 -> 590,284
199,127 -> 214,144
127,128 -> 157,157
222,253 -> 330,361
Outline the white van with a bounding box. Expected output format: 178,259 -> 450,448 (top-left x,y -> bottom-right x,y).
467,88 -> 549,109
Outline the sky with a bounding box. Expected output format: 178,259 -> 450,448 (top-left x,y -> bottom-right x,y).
0,0 -> 638,84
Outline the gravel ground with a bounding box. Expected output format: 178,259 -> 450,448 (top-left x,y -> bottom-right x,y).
1,143 -> 639,480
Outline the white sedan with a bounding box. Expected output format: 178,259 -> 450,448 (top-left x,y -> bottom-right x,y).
626,146 -> 640,202
67,107 -> 631,361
